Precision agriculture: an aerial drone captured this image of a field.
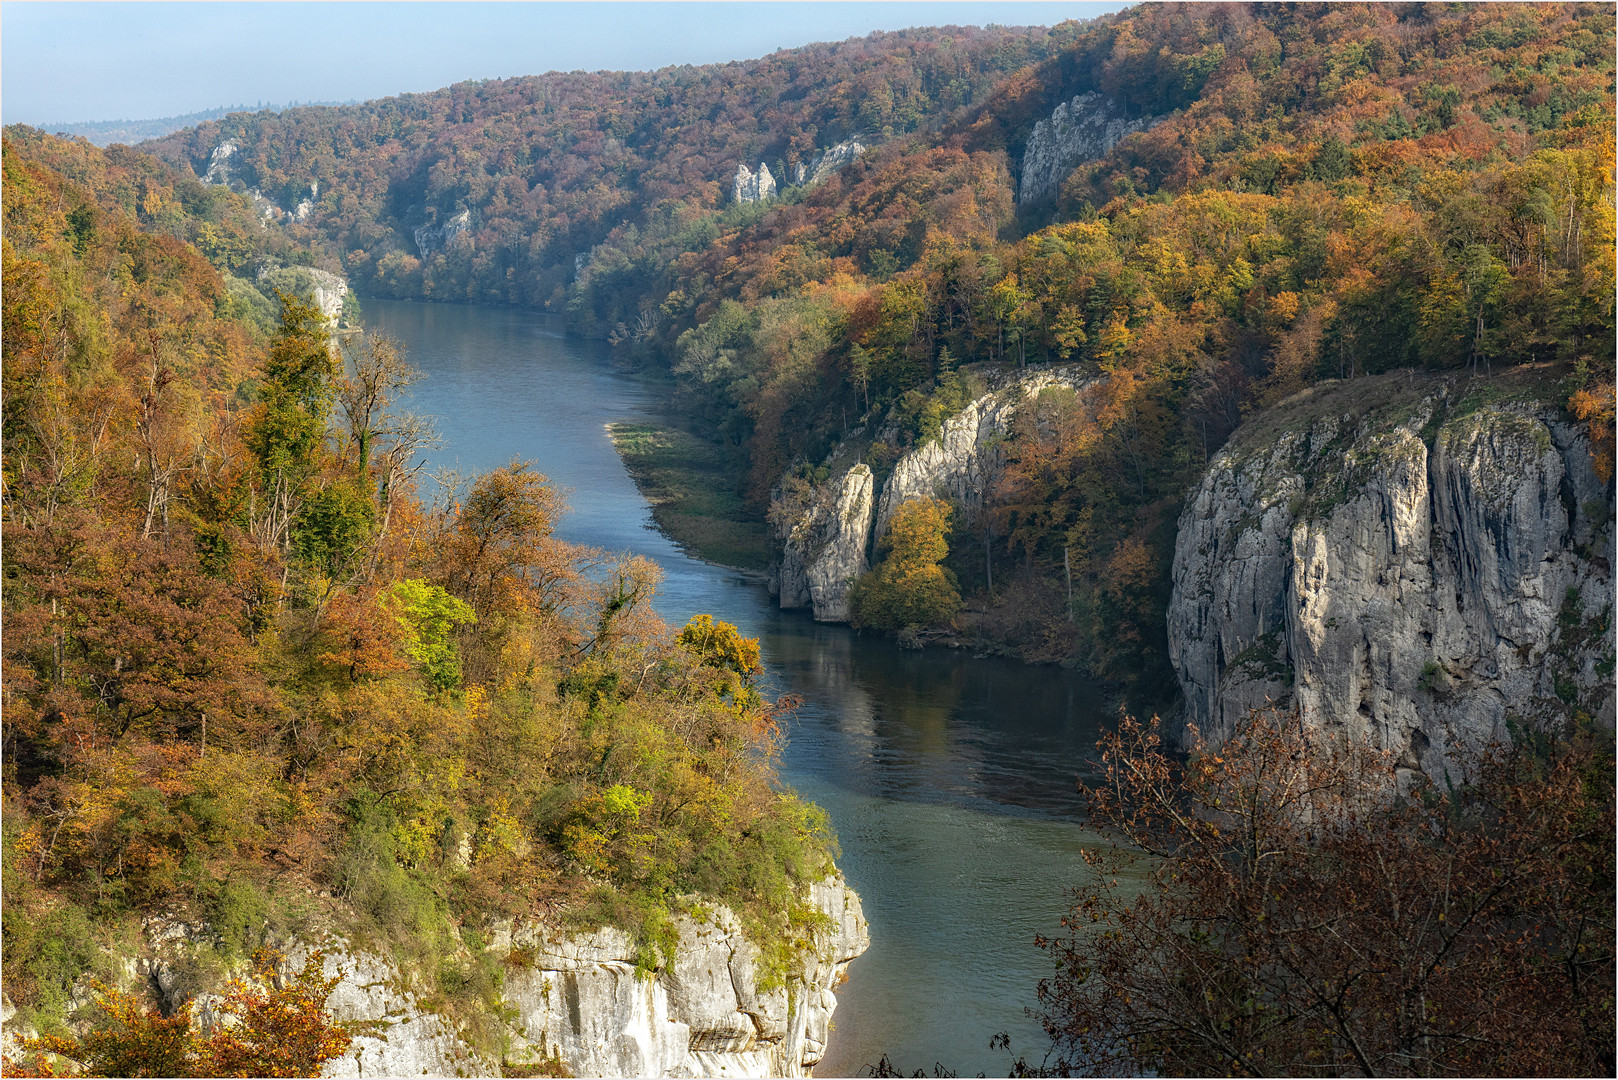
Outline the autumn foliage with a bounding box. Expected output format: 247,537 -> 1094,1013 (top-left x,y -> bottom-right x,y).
1,131 -> 836,1057
851,497 -> 962,633
11,951 -> 353,1078
1032,711 -> 1616,1076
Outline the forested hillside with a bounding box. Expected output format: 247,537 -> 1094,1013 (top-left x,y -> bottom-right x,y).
147,2 -> 1615,702
1,132 -> 838,1061
145,23 -> 1086,309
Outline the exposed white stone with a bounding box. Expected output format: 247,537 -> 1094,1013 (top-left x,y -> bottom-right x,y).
257,264 -> 350,324
1018,92 -> 1159,204
771,368 -> 1088,624
43,877 -> 867,1079
292,181 -> 319,222
733,162 -> 777,204
202,140 -> 238,185
1169,376 -> 1616,777
499,876 -> 868,1078
802,139 -> 867,187
779,465 -> 876,622
414,207 -> 473,257
874,369 -> 1087,540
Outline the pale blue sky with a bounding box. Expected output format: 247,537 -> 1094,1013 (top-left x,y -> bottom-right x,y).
3,2 -> 1129,126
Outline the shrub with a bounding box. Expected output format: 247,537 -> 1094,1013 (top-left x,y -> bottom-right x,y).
1036,710 -> 1617,1076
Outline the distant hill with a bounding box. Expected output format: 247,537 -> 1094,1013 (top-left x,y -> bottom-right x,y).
44,101 -> 357,147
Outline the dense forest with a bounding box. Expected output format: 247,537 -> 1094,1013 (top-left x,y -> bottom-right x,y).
143,2 -> 1615,702
3,3 -> 1615,1074
1,130 -> 838,1065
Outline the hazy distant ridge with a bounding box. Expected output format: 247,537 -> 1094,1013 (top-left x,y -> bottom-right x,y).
44,101 -> 357,147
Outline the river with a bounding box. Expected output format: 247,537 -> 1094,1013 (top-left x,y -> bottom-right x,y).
359,299 -> 1120,1077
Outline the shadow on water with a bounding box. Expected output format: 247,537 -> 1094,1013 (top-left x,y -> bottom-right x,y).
361,299 -> 1125,1078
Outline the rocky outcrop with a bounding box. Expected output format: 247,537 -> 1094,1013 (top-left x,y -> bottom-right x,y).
1018,92 -> 1158,204
777,465 -> 876,622
873,369 -> 1084,540
9,879 -> 866,1079
797,139 -> 868,187
414,207 -> 473,257
202,140 -> 238,185
770,367 -> 1088,622
292,181 -> 319,223
498,876 -> 867,1078
733,162 -> 777,204
292,946 -> 482,1078
256,264 -> 350,324
200,142 -> 321,226
1169,374 -> 1615,780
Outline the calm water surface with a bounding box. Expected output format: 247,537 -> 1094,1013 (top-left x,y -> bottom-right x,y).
362,299 -> 1119,1077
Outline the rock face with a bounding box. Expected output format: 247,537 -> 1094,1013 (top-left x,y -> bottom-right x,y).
1018,92 -> 1157,204
414,207 -> 473,257
777,465 -> 876,622
801,139 -> 867,187
257,264 -> 350,324
1169,374 -> 1616,779
292,181 -> 319,223
291,946 -> 484,1078
200,141 -> 319,226
733,162 -> 777,204
15,879 -> 867,1080
771,368 -> 1088,622
498,876 -> 868,1078
202,140 -> 238,184
873,369 -> 1083,541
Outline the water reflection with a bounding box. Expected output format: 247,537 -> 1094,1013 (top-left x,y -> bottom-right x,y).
362,299 -> 1116,1077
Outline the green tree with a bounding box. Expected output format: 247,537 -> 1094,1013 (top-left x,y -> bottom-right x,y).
381,579 -> 476,692
242,294 -> 336,550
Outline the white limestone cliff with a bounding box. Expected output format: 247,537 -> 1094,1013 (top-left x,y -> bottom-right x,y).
733,162 -> 777,204
256,264 -> 350,325
801,139 -> 867,187
1018,91 -> 1158,205
873,369 -> 1085,541
4,879 -> 868,1080
202,140 -> 238,185
777,465 -> 876,622
771,368 -> 1088,623
1168,374 -> 1615,781
414,207 -> 473,257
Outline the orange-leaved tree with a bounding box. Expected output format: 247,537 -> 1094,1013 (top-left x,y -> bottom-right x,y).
1033,710 -> 1616,1077
15,951 -> 353,1079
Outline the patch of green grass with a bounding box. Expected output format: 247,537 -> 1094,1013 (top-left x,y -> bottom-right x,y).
608,422 -> 771,571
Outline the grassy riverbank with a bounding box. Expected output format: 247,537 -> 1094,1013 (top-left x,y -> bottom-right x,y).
607,421 -> 772,572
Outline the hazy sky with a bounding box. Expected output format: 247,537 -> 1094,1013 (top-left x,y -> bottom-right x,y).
3,2 -> 1129,127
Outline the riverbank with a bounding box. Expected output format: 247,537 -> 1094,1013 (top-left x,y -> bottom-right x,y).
606,419 -> 773,572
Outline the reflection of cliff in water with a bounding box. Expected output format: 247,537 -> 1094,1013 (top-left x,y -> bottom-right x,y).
762,616 -> 1109,821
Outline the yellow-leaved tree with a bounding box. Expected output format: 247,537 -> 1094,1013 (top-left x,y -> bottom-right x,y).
851,497 -> 961,632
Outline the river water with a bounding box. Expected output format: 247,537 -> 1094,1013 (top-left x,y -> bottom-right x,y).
360,299 -> 1119,1077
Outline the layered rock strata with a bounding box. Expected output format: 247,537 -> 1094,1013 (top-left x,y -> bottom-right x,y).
1169,374 -> 1615,779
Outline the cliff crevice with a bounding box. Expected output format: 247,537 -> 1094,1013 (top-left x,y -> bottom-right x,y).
1169,373 -> 1615,779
